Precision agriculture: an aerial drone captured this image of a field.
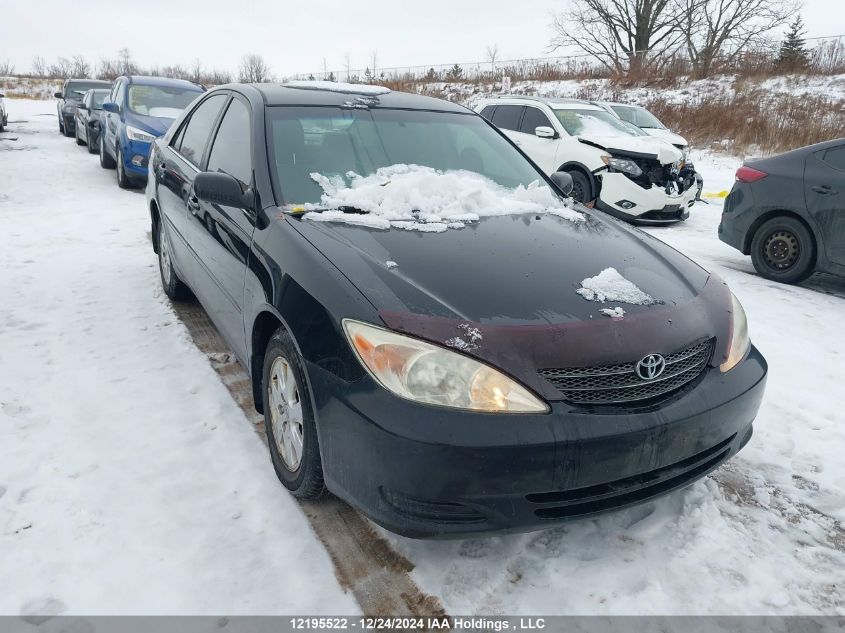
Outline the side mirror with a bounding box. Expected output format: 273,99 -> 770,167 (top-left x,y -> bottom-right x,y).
54,91 -> 63,99
550,171 -> 574,197
0,93 -> 5,98
195,172 -> 251,208
535,126 -> 556,139
102,102 -> 120,114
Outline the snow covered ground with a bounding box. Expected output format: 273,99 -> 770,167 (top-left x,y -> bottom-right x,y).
0,100 -> 358,615
1,98 -> 843,617
383,150 -> 845,615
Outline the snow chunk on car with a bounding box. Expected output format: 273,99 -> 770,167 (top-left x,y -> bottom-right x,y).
302,164 -> 584,232
577,268 -> 655,305
284,80 -> 390,95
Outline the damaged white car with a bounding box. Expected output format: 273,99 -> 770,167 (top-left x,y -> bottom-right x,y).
476,97 -> 698,225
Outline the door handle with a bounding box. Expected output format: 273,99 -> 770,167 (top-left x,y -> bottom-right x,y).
811,185 -> 834,194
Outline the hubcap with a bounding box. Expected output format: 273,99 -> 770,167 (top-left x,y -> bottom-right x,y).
159,225 -> 172,286
268,356 -> 304,471
763,230 -> 799,270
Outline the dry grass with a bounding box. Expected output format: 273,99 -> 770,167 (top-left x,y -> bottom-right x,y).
646,90 -> 845,154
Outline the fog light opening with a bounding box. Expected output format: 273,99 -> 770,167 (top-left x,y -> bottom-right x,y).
131,155 -> 144,167
616,200 -> 636,210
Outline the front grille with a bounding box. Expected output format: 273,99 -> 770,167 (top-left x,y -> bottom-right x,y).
640,205 -> 683,222
539,338 -> 714,405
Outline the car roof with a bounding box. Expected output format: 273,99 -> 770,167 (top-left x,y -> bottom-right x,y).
477,95 -> 602,110
244,82 -> 470,113
65,78 -> 111,85
123,75 -> 204,90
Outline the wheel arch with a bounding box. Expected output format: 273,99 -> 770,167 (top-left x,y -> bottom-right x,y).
743,209 -> 818,261
557,161 -> 599,198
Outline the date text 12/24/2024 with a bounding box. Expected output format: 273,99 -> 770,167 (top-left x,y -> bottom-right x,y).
290,617 -> 547,631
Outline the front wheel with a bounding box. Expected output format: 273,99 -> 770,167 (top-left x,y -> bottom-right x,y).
87,131 -> 97,154
116,146 -> 134,189
565,169 -> 593,205
74,124 -> 85,146
157,217 -> 191,300
263,328 -> 326,499
750,216 -> 815,284
99,134 -> 115,169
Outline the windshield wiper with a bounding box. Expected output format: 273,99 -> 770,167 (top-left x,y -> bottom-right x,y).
287,205 -> 369,215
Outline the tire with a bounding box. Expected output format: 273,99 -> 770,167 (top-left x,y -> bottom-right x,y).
74,124 -> 85,146
63,118 -> 74,138
99,133 -> 115,169
156,217 -> 191,300
116,145 -> 134,189
59,118 -> 64,135
750,216 -> 815,284
262,328 -> 326,499
566,169 -> 593,205
87,132 -> 97,154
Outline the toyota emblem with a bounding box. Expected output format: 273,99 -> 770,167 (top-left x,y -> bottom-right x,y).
636,354 -> 666,380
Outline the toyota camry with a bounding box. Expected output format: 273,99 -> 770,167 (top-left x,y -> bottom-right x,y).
146,81 -> 767,538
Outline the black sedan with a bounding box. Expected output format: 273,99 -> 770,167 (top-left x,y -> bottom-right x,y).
719,139 -> 845,283
73,88 -> 110,153
146,82 -> 767,537
54,78 -> 111,137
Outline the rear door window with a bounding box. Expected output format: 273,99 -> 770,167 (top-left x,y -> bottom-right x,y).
175,94 -> 227,167
822,146 -> 845,171
490,105 -> 523,132
479,105 -> 495,120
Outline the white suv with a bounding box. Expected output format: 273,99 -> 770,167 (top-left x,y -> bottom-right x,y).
475,97 -> 697,224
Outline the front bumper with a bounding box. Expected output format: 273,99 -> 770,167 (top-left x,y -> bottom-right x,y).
121,138 -> 153,180
310,346 -> 767,538
597,172 -> 697,225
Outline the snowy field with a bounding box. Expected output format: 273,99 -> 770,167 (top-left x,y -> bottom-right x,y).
1,99 -> 844,616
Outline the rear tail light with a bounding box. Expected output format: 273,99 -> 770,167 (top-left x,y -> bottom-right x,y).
735,165 -> 768,183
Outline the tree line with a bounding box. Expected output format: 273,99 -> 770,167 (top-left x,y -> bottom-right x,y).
1,49 -> 273,85
549,0 -> 808,78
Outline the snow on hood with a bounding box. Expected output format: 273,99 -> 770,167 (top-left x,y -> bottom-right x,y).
576,267 -> 657,305
301,164 -> 584,232
284,80 -> 390,95
643,127 -> 689,148
579,134 -> 684,165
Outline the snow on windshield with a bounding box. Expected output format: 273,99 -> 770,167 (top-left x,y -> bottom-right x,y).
555,109 -> 635,138
284,80 -> 391,95
301,164 -> 584,232
576,267 -> 656,305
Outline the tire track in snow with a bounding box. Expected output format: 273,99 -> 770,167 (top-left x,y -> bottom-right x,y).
169,297 -> 447,619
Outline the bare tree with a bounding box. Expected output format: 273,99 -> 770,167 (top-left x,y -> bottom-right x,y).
118,48 -> 136,75
486,44 -> 500,72
370,51 -> 378,78
549,0 -> 683,75
98,58 -> 120,80
71,55 -> 91,77
48,57 -> 73,79
0,60 -> 14,76
344,53 -> 352,81
675,0 -> 797,78
239,53 -> 271,83
32,55 -> 47,77
190,58 -> 203,84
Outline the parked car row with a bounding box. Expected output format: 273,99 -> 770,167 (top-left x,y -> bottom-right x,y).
55,75 -> 205,188
0,91 -> 7,132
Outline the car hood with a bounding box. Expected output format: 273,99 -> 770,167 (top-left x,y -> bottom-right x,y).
578,133 -> 684,165
643,128 -> 689,148
127,113 -> 176,137
288,211 -> 732,395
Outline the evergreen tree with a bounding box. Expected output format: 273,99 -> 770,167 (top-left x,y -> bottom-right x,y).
778,15 -> 809,68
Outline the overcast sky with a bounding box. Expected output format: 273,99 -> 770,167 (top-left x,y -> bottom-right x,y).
3,0 -> 843,78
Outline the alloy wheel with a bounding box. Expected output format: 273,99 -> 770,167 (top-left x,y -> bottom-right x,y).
268,356 -> 304,472
159,223 -> 172,286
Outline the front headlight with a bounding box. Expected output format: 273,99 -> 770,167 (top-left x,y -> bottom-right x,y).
601,154 -> 643,177
344,320 -> 549,413
720,293 -> 750,372
126,125 -> 156,143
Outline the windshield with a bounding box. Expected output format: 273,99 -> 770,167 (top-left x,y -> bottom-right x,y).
611,105 -> 667,130
91,90 -> 109,110
267,106 -> 548,204
66,81 -> 109,99
553,108 -> 637,137
127,85 -> 201,118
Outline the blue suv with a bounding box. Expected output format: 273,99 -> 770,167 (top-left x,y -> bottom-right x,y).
100,76 -> 205,188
